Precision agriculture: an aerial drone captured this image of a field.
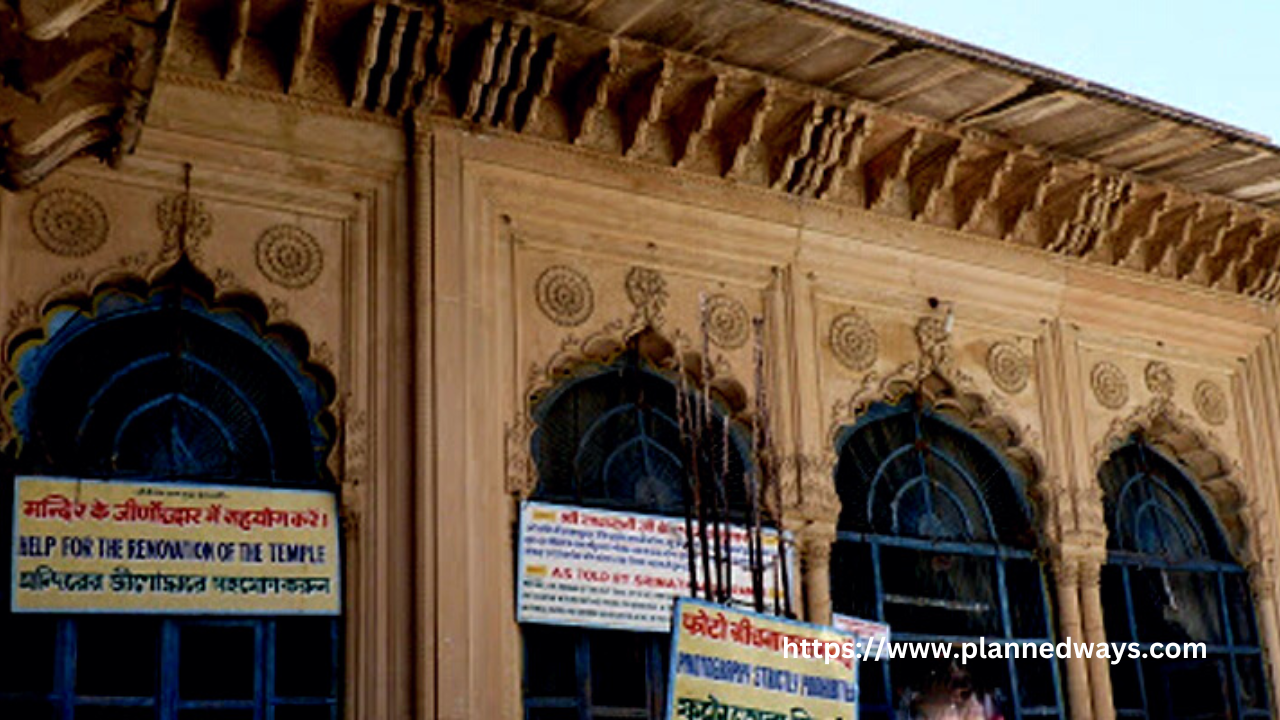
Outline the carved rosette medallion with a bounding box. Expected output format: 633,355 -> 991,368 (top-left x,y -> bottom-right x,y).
1193,380 -> 1229,426
986,341 -> 1030,394
156,194 -> 213,253
625,266 -> 667,326
1145,361 -> 1176,399
702,293 -> 749,349
534,265 -> 594,327
255,225 -> 324,289
30,189 -> 109,257
829,310 -> 877,372
1090,361 -> 1129,410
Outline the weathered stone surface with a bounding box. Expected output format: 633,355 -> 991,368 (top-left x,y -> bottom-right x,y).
0,0 -> 176,189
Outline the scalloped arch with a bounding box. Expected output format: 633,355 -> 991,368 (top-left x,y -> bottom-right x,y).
3,256 -> 338,483
510,321 -> 757,500
1094,398 -> 1252,561
831,367 -> 1048,541
527,323 -> 752,424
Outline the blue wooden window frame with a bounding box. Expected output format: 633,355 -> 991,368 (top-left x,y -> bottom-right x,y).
521,356 -> 751,720
0,615 -> 340,719
831,400 -> 1065,720
522,626 -> 667,720
0,274 -> 342,720
1101,440 -> 1270,719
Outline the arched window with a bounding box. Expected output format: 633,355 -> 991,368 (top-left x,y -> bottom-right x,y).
831,397 -> 1063,720
1100,439 -> 1270,719
0,259 -> 341,720
522,343 -> 750,720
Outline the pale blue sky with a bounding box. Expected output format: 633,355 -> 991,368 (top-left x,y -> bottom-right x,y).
833,1 -> 1278,143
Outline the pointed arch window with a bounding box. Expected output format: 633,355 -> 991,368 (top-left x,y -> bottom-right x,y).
522,343 -> 751,720
830,397 -> 1063,720
0,259 -> 340,720
530,352 -> 749,517
1100,439 -> 1270,719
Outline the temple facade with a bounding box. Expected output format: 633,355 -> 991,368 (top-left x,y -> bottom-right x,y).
3,1 -> 1280,719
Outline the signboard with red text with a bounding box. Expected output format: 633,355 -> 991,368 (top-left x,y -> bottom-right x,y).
666,598 -> 858,720
11,476 -> 340,615
833,613 -> 890,644
517,501 -> 795,632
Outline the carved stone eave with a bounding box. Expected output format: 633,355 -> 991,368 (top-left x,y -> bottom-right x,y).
355,2 -> 1280,302
0,0 -> 177,190
16,0 -> 1280,304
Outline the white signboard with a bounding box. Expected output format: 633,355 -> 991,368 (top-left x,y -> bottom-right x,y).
833,613 -> 891,644
517,501 -> 795,632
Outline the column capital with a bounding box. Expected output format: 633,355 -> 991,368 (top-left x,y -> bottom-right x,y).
1050,555 -> 1080,587
796,521 -> 837,560
1055,530 -> 1109,556
1248,561 -> 1276,601
1051,541 -> 1106,588
779,451 -> 841,525
1069,484 -> 1109,538
1078,560 -> 1102,589
795,521 -> 836,625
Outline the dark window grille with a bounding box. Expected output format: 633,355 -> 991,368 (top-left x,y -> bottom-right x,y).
0,268 -> 340,720
523,353 -> 749,720
1100,440 -> 1270,720
0,614 -> 339,720
530,358 -> 749,518
831,398 -> 1064,720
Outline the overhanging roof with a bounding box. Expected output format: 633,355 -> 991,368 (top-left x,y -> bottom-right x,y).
11,0 -> 1280,302
502,0 -> 1280,209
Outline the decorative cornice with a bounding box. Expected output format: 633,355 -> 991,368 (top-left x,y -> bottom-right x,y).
357,1 -> 1280,300
0,0 -> 177,189
19,0 -> 1280,302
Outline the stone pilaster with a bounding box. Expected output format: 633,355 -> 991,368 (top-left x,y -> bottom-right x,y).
1051,553 -> 1092,720
1249,563 -> 1280,708
798,522 -> 837,625
1078,551 -> 1115,720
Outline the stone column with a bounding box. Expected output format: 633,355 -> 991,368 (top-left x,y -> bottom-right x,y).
1052,553 -> 1093,720
1240,336 -> 1280,701
1249,566 -> 1280,702
799,522 -> 836,625
1078,553 -> 1115,720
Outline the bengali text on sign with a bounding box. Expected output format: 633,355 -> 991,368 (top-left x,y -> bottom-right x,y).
11,476 -> 340,615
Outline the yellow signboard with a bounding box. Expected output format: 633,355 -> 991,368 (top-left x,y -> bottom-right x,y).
667,598 -> 857,720
11,476 -> 340,615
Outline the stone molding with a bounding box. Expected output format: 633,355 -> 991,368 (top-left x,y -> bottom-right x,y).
0,0 -> 177,189
134,0 -> 1280,303
14,0 -> 1280,300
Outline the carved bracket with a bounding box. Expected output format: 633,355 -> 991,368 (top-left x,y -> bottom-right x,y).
0,0 -> 177,189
